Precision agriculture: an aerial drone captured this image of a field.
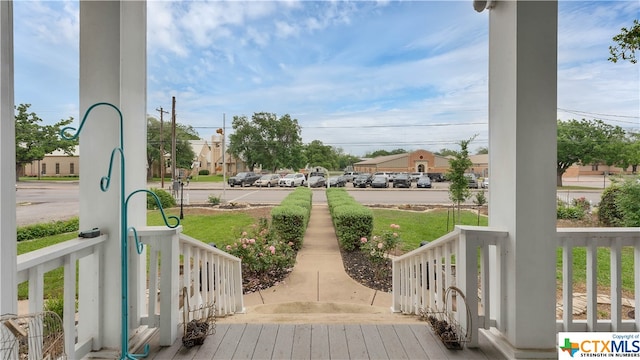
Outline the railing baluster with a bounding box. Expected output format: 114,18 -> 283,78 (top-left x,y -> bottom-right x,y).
586,240 -> 597,331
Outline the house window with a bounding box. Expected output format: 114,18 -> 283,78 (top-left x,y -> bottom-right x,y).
41,164 -> 46,175
70,163 -> 75,175
55,163 -> 60,175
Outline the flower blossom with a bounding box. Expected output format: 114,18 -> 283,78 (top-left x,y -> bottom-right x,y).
360,237 -> 368,243
377,242 -> 384,249
248,238 -> 256,244
393,232 -> 398,237
269,245 -> 276,254
390,224 -> 400,229
226,245 -> 232,250
241,231 -> 248,236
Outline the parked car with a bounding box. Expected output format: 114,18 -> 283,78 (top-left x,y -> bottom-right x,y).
373,172 -> 392,180
307,175 -> 326,188
353,173 -> 373,188
392,173 -> 411,188
343,171 -> 359,182
228,171 -> 261,187
409,172 -> 424,182
328,175 -> 347,187
416,175 -> 432,188
481,177 -> 489,189
254,174 -> 280,187
428,173 -> 446,182
370,175 -> 389,188
279,173 -> 306,187
465,173 -> 479,188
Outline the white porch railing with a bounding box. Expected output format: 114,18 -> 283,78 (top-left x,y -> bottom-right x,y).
15,227 -> 244,359
392,226 -> 508,348
392,226 -> 640,349
131,227 -> 244,347
16,234 -> 108,359
557,227 -> 640,333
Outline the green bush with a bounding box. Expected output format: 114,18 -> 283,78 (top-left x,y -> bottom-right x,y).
557,204 -> 585,220
271,205 -> 308,250
198,169 -> 210,175
333,204 -> 373,251
208,194 -> 221,205
147,188 -> 176,210
17,218 -> 79,242
225,218 -> 296,284
614,178 -> 640,226
598,186 -> 623,226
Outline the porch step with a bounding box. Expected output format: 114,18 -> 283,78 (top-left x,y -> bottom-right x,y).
216,301 -> 420,324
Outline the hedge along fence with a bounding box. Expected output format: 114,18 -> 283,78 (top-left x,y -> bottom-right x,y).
271,187 -> 312,250
326,188 -> 373,252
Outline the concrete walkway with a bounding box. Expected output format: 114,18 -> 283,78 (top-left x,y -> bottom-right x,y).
217,199 -> 412,324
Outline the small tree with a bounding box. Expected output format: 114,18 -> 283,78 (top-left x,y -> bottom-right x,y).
473,190 -> 487,225
447,136 -> 475,224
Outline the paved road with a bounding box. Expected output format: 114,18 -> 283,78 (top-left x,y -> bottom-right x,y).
15,179 -> 605,226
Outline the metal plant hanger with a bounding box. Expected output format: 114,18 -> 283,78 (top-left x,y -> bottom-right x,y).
61,102 -> 180,360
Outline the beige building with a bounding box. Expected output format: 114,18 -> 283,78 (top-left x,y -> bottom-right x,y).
22,147 -> 79,177
209,134 -> 254,176
354,149 -> 461,175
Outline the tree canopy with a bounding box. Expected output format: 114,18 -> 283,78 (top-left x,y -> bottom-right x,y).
363,148 -> 407,158
228,112 -> 304,172
609,19 -> 640,64
557,119 -> 627,186
434,148 -> 458,157
146,116 -> 199,179
15,104 -> 77,178
304,140 -> 337,170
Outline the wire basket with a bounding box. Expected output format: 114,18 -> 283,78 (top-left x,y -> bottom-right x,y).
419,286 -> 471,350
181,287 -> 216,348
1,311 -> 67,360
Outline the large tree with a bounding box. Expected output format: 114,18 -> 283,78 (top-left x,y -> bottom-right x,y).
619,131 -> 640,174
434,148 -> 458,157
146,116 -> 199,179
447,136 -> 475,224
15,104 -> 77,179
609,19 -> 640,64
557,119 -> 627,186
304,140 -> 338,170
228,112 -> 304,172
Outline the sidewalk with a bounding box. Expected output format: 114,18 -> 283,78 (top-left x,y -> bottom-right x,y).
217,201 -> 410,324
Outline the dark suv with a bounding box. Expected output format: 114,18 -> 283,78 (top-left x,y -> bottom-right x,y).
228,172 -> 260,187
352,173 -> 373,188
393,173 -> 411,188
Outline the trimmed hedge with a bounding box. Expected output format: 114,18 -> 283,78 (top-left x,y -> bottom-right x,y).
326,188 -> 373,251
17,217 -> 79,242
270,187 -> 312,250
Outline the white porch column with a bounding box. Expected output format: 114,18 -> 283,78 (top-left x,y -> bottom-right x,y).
0,0 -> 16,315
78,0 -> 146,351
488,0 -> 557,357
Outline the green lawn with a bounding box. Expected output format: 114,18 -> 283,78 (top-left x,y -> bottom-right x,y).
372,208 -> 488,251
18,206 -> 635,298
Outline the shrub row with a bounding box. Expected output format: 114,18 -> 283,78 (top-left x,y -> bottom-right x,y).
270,187 -> 312,250
17,217 -> 79,242
326,188 -> 373,252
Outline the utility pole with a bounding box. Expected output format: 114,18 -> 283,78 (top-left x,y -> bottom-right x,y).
156,106 -> 169,189
222,113 -> 226,202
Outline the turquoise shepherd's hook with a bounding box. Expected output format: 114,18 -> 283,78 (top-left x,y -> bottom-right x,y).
61,102 -> 179,360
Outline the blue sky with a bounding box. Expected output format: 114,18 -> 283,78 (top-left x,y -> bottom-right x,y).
13,0 -> 640,156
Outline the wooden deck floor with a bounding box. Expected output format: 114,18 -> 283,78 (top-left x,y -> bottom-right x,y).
144,323 -> 506,360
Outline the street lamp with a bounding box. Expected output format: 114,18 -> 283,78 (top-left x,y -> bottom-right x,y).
180,180 -> 184,219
